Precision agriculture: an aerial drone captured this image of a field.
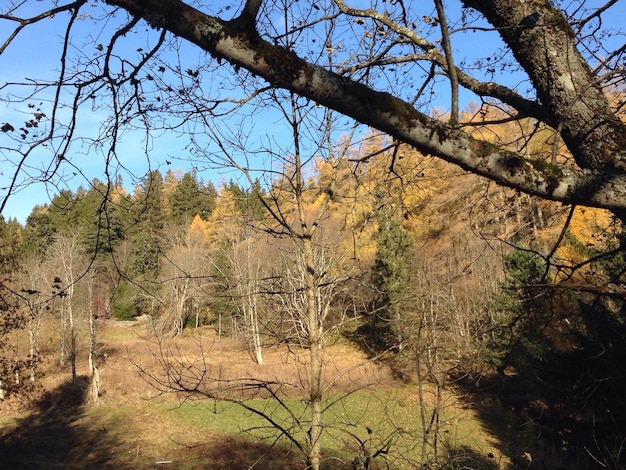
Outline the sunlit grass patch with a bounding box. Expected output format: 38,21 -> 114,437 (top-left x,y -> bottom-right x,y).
168,386 -> 507,468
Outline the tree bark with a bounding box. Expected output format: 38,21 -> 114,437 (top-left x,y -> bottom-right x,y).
462,0 -> 626,171
304,238 -> 322,470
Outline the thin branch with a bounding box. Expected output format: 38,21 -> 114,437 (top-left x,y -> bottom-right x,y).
434,0 -> 458,125
0,1 -> 87,55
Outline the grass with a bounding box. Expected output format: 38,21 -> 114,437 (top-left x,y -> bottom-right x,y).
168,384 -> 505,468
0,319 -> 510,469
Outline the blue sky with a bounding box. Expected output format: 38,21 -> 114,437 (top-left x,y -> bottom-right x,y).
0,2 -> 273,222
1,0 -> 624,224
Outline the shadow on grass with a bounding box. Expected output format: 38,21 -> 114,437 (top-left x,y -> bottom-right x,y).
446,445 -> 502,470
186,433 -> 461,470
456,363 -> 626,470
185,434 -> 310,469
0,375 -> 120,469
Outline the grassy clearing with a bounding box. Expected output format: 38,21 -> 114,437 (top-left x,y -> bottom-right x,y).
169,386 -> 506,469
0,320 -> 510,469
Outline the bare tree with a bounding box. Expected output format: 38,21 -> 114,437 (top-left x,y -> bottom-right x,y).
48,230 -> 87,382
18,254 -> 51,383
3,0 -> 626,467
158,222 -> 211,336
136,85 -> 370,467
207,89 -> 359,467
222,224 -> 265,364
3,0 -> 625,213
2,0 -> 625,308
84,265 -> 103,403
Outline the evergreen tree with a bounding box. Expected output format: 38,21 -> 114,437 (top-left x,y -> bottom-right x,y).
209,238 -> 239,337
136,170 -> 165,234
73,179 -> 125,256
168,172 -> 196,224
486,242 -> 626,466
169,171 -> 217,224
370,217 -> 414,352
0,216 -> 23,279
109,279 -> 137,321
128,232 -> 160,279
198,179 -> 218,220
487,249 -> 551,378
119,170 -> 167,316
226,179 -> 266,220
128,170 -> 166,280
23,206 -> 56,255
48,189 -> 80,227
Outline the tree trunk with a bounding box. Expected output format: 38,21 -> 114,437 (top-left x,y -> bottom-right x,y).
28,320 -> 36,382
217,311 -> 222,339
59,297 -> 66,366
68,288 -> 76,382
462,0 -> 626,171
232,235 -> 264,364
27,315 -> 40,382
91,366 -> 100,403
250,302 -> 263,365
304,239 -> 322,470
89,309 -> 96,374
87,272 -> 97,375
394,303 -> 404,354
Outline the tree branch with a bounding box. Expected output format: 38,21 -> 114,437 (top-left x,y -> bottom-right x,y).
104,0 -> 626,212
433,0 -> 458,125
462,0 -> 626,171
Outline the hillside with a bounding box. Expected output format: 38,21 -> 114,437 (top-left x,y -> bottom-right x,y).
1,139 -> 625,468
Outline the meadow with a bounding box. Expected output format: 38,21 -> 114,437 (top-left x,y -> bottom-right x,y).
0,320 -> 511,469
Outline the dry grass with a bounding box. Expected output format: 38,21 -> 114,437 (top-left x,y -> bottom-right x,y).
95,320 -> 393,404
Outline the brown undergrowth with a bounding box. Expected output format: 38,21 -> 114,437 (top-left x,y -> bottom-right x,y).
97,320 -> 394,404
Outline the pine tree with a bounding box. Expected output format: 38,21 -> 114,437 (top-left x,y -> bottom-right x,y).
169,172 -> 217,224
371,217 -> 414,352
136,170 -> 165,234
487,248 -> 551,378
226,179 -> 266,220
127,171 -> 166,279
73,179 -> 125,256
23,206 -> 57,255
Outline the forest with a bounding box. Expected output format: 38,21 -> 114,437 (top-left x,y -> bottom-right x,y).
2,105 -> 626,468
2,0 -> 626,468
